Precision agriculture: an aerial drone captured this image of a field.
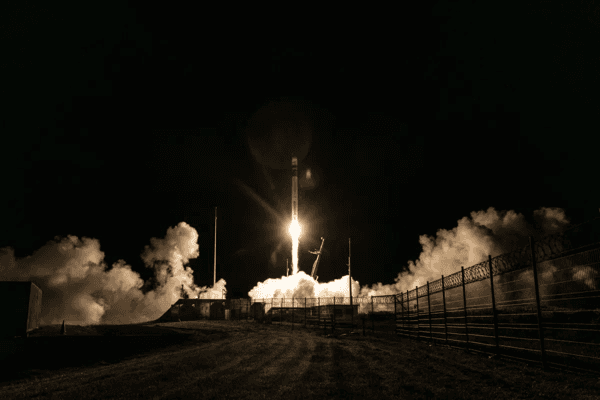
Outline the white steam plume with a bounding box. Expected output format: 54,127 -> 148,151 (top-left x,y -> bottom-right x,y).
248,271 -> 361,300
0,222 -> 226,325
359,207 -> 572,297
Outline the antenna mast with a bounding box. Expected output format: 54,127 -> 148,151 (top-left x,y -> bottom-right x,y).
213,206 -> 217,287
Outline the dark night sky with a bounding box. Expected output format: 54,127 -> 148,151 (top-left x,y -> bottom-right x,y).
2,1 -> 599,298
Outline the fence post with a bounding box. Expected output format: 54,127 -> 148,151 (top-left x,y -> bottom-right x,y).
332,296 -> 336,333
352,296 -> 355,330
394,294 -> 397,335
530,236 -> 548,370
401,292 -> 405,336
371,296 -> 375,333
292,297 -> 294,330
427,281 -> 432,343
407,290 -> 410,339
461,267 -> 469,352
415,286 -> 420,342
488,255 -> 500,356
319,297 -> 321,332
442,276 -> 448,345
281,297 -> 283,326
324,300 -> 327,335
305,297 -> 307,328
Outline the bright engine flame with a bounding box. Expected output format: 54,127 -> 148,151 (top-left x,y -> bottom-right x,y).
289,219 -> 301,274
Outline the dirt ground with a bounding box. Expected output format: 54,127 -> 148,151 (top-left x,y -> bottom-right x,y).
1,320 -> 599,399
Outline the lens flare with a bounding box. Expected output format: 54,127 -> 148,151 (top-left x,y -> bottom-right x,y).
289,219 -> 301,274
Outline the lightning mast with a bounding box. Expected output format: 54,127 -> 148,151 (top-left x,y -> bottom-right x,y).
213,206 -> 217,287
348,237 -> 352,308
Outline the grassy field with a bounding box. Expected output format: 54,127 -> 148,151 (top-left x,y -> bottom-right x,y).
1,320 -> 599,399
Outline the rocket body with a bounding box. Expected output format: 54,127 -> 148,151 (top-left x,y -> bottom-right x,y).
292,156 -> 298,221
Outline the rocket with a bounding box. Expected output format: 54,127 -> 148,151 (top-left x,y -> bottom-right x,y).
292,156 -> 298,221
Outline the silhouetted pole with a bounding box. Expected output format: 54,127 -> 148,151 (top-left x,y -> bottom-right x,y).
416,286 -> 420,341
489,255 -> 500,356
394,293 -> 397,335
442,275 -> 448,345
401,292 -> 405,335
318,297 -> 321,330
348,238 -> 353,328
214,207 -> 217,287
427,281 -> 432,343
371,296 -> 374,333
292,297 -> 294,330
287,258 -> 289,277
407,289 -> 410,339
332,296 -> 336,333
530,236 -> 548,370
461,266 -> 469,352
305,298 -> 307,328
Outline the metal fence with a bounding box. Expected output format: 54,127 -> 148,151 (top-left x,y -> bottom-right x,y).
234,218 -> 600,374
394,217 -> 600,375
221,295 -> 396,336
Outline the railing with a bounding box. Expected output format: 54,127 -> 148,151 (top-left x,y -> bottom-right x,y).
393,219 -> 600,375
232,218 -> 600,374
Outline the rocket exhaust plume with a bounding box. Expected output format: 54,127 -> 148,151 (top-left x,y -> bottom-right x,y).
248,271 -> 360,305
0,222 -> 227,325
289,156 -> 300,274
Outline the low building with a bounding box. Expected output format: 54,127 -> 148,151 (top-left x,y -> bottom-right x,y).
0,281 -> 42,338
309,304 -> 359,319
264,304 -> 359,320
159,299 -> 227,321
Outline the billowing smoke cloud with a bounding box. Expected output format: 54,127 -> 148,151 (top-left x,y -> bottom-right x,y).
249,271 -> 360,301
197,278 -> 227,300
251,206 -> 593,309
0,222 -> 226,325
249,208 -> 577,304
359,207 -> 572,297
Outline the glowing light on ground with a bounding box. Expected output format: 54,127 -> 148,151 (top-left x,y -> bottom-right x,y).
289,219 -> 301,274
